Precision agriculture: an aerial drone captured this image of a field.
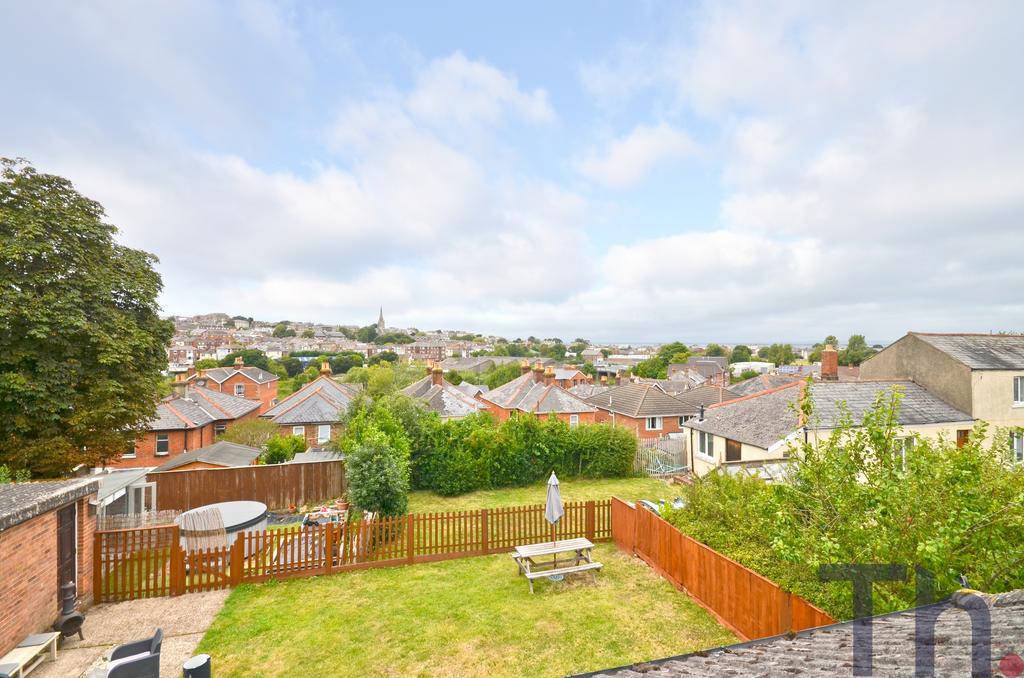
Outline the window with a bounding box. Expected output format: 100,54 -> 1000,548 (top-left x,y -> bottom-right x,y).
155,434 -> 169,456
645,416 -> 663,431
317,425 -> 331,444
725,439 -> 742,462
292,426 -> 305,437
234,384 -> 246,397
698,431 -> 714,458
214,423 -> 226,436
1015,376 -> 1024,405
957,429 -> 970,448
679,416 -> 692,426
569,414 -> 580,428
123,443 -> 136,459
1012,432 -> 1024,464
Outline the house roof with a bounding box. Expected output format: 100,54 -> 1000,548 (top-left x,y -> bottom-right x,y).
454,381 -> 488,398
438,357 -> 494,372
187,385 -> 261,420
402,376 -> 486,419
481,373 -> 596,415
672,385 -> 741,411
684,361 -> 726,378
569,383 -> 611,400
199,365 -> 278,384
910,332 -> 1024,370
149,386 -> 259,431
585,383 -> 692,418
577,589 -> 1024,678
632,378 -> 692,396
0,478 -> 100,531
807,381 -> 973,429
730,374 -> 801,397
151,441 -> 261,472
262,377 -> 361,425
686,356 -> 728,368
687,382 -> 803,450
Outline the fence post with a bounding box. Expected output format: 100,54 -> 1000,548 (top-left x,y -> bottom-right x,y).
780,589 -> 793,635
406,514 -> 415,564
325,524 -> 335,575
229,533 -> 244,587
630,502 -> 639,555
93,531 -> 103,604
585,501 -> 595,541
480,509 -> 489,554
169,525 -> 185,596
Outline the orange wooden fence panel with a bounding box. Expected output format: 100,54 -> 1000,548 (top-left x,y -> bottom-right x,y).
94,500 -> 611,601
609,497 -> 834,641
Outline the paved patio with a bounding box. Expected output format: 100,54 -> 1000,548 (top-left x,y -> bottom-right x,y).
34,590 -> 229,678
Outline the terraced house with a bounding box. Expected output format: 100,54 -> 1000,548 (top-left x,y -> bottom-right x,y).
585,382 -> 696,439
860,332 -> 1024,459
262,363 -> 362,447
479,362 -> 597,426
402,364 -> 487,420
185,356 -> 279,414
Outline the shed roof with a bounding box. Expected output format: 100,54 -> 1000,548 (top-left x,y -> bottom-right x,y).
150,440 -> 261,472
0,478 -> 100,532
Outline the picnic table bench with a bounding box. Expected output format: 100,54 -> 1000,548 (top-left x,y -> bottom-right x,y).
0,632 -> 59,678
512,538 -> 603,593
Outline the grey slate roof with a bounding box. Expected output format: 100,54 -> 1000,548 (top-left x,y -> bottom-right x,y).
807,381 -> 973,429
481,373 -> 596,415
200,365 -> 278,384
672,385 -> 742,411
579,589 -> 1024,678
687,383 -> 802,449
149,387 -> 259,431
912,332 -> 1024,369
569,384 -> 610,399
263,377 -> 361,425
730,374 -> 801,397
188,385 -> 261,420
633,378 -> 692,396
402,376 -> 486,419
0,478 -> 100,531
586,383 -> 692,418
151,441 -> 261,472
438,357 -> 495,373
454,381 -> 488,398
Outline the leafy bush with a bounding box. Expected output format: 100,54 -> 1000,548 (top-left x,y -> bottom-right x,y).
346,428 -> 409,517
261,435 -> 306,464
217,419 -> 279,449
663,388 -> 1024,620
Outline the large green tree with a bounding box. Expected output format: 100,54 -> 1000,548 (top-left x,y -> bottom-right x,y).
0,159 -> 173,474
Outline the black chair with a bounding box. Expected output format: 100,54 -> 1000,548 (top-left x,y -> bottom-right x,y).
105,628 -> 162,678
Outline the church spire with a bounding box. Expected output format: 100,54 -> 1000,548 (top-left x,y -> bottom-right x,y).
377,306 -> 385,333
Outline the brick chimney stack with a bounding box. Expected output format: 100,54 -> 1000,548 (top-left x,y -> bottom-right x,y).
320,361 -> 332,377
821,344 -> 839,381
520,360 -> 531,376
543,366 -> 554,386
532,362 -> 545,384
233,356 -> 244,369
431,364 -> 444,386
600,375 -> 608,385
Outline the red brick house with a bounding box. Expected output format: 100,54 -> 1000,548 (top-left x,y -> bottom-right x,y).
261,364 -> 362,448
402,365 -> 487,420
479,362 -> 597,426
549,367 -> 592,390
187,357 -> 279,414
0,478 -> 98,656
113,385 -> 260,469
585,382 -> 699,439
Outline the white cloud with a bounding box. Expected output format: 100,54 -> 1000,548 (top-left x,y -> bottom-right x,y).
576,123 -> 696,189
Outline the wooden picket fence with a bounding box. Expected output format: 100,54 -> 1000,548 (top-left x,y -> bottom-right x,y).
610,497 -> 834,640
94,500 -> 611,602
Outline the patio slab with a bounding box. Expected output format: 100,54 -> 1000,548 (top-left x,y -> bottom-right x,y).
34,590 -> 229,678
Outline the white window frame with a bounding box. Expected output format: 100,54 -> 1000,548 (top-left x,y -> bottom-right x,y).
697,431 -> 715,460
292,426 -> 305,437
123,443 -> 137,459
317,424 -> 331,444
155,434 -> 170,456
645,416 -> 663,431
1014,376 -> 1024,405
214,423 -> 226,436
569,414 -> 580,428
234,384 -> 246,397
1012,431 -> 1024,464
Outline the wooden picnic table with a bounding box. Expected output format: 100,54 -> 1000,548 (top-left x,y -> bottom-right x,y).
512,537 -> 602,593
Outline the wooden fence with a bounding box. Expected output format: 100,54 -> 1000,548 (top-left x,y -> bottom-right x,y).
610,497 -> 833,640
94,499 -> 611,602
146,460 -> 346,512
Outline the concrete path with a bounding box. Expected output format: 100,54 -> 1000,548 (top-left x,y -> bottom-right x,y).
34,590 -> 229,678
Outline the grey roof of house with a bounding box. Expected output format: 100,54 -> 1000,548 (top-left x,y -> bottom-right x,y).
569,384 -> 611,399
0,478 -> 100,531
672,385 -> 742,411
200,365 -> 278,384
807,381 -> 973,429
188,385 -> 261,420
454,381 -> 488,397
481,373 -> 596,414
578,589 -> 1024,678
149,386 -> 260,431
687,384 -> 802,449
402,376 -> 486,419
438,357 -> 494,372
585,383 -> 692,417
911,332 -> 1024,369
263,377 -> 361,425
633,378 -> 693,396
685,361 -> 726,378
730,374 -> 801,397
151,441 -> 261,472
686,356 -> 728,368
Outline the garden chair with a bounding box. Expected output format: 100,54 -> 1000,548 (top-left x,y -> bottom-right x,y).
103,628 -> 162,678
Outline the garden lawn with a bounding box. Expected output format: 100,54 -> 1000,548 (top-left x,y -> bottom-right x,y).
408,476 -> 680,513
197,544 -> 734,677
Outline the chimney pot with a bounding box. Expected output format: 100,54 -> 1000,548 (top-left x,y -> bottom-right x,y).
821,344 -> 839,381
543,366 -> 554,386
431,364 -> 443,386
320,361 -> 332,377
520,360 -> 531,376
233,356 -> 244,368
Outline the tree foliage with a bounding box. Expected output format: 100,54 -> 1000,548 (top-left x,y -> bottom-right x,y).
262,435 -> 305,464
664,389 -> 1024,620
272,323 -> 296,338
0,159 -> 174,474
217,419 -> 279,449
729,345 -> 752,363
219,349 -> 271,371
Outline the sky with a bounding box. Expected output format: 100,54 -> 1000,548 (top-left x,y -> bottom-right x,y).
2,1 -> 1023,344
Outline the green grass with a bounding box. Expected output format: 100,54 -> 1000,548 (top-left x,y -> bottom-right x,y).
408,476 -> 680,513
197,544 -> 735,677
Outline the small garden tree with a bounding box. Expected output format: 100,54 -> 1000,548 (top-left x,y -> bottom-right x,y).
262,435 -> 306,464
346,428 -> 409,517
218,419 -> 279,449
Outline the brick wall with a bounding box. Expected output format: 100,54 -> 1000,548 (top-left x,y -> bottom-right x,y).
278,423 -> 343,448
212,374 -> 278,414
0,496 -> 96,656
594,409 -> 689,439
